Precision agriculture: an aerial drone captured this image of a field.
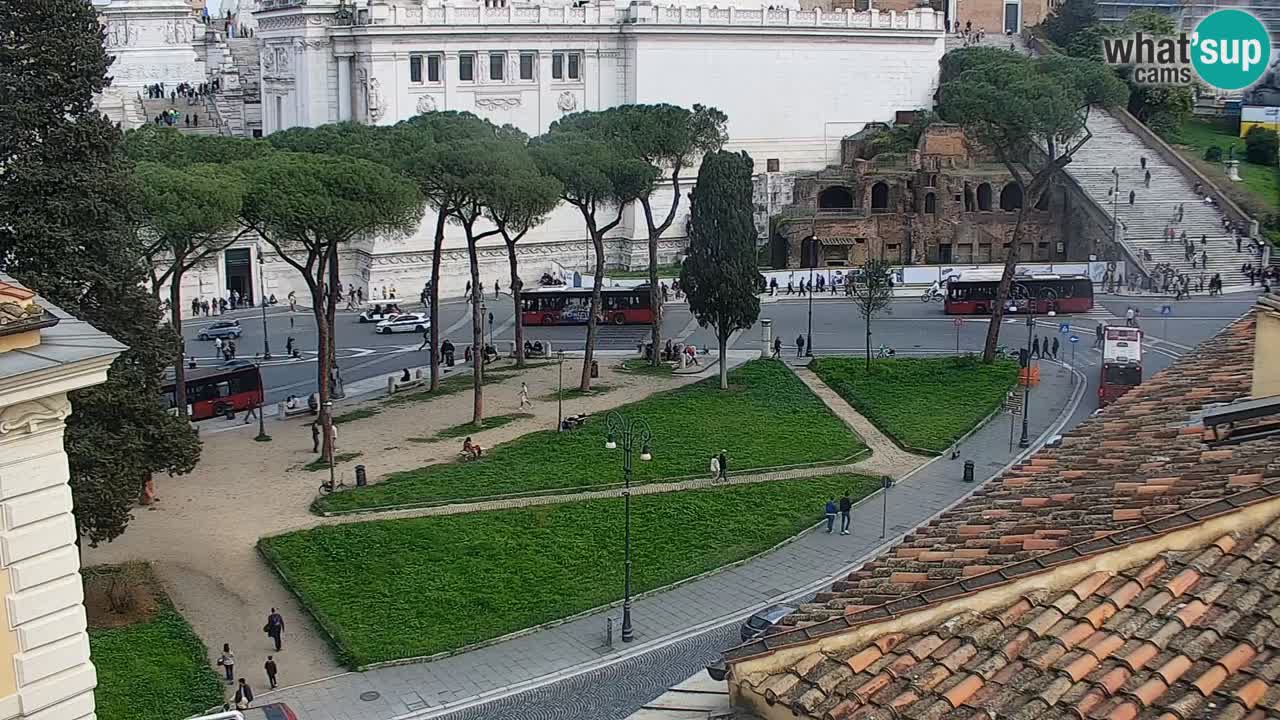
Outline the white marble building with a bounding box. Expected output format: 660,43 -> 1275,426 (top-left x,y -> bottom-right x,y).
153,0 -> 945,309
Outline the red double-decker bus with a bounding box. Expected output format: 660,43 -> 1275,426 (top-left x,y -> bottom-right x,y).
1100,326 -> 1142,406
944,270 -> 1094,315
521,286 -> 655,326
162,363 -> 264,420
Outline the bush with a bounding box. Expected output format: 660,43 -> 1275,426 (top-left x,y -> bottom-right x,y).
1203,145 -> 1223,162
1245,127 -> 1279,166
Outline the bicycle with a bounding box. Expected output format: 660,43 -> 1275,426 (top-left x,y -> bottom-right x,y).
920,288 -> 944,303
318,475 -> 347,494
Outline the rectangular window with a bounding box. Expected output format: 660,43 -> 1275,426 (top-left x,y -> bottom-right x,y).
519,53 -> 534,80
567,52 -> 580,79
427,54 -> 441,82
410,55 -> 423,83
459,53 -> 475,82
551,52 -> 564,80
489,52 -> 505,81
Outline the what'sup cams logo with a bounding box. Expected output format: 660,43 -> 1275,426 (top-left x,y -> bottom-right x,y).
1102,9 -> 1272,90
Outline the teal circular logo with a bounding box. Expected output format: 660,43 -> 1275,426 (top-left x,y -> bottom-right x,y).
1191,9 -> 1271,91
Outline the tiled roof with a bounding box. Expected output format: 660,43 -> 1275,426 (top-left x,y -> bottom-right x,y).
734,501 -> 1280,720
767,314 -> 1270,633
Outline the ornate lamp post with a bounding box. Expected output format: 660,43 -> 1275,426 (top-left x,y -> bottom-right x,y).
604,411 -> 652,643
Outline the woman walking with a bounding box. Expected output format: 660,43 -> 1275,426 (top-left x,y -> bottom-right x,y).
218,643 -> 235,684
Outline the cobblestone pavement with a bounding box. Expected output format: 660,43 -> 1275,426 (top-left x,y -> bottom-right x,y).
259,362 -> 1082,720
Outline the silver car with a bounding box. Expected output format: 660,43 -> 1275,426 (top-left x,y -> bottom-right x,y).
197,320 -> 242,341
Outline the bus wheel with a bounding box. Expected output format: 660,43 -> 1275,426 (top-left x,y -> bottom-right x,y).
215,403 -> 233,419
543,314 -> 554,325
612,313 -> 625,325
976,304 -> 987,314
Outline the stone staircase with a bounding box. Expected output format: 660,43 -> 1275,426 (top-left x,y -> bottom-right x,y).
1065,110 -> 1245,282
140,96 -> 220,136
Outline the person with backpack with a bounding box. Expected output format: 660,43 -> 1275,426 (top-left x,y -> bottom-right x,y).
824,498 -> 837,533
838,492 -> 853,535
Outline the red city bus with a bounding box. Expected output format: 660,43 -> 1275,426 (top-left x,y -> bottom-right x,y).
1099,326 -> 1142,407
944,271 -> 1095,315
521,286 -> 656,326
162,363 -> 264,420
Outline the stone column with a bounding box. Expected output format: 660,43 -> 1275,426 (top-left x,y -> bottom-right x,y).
337,54 -> 352,122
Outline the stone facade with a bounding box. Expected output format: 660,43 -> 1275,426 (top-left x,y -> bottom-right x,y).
773,123 -> 1095,268
95,0 -> 206,87
0,279 -> 124,720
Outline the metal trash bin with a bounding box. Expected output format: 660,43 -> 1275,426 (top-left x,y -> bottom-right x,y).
355,465 -> 367,487
590,359 -> 599,378
963,460 -> 974,483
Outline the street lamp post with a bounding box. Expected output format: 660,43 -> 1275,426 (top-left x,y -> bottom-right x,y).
257,249 -> 272,359
604,411 -> 653,643
1009,285 -> 1054,449
557,349 -> 565,432
324,400 -> 336,490
803,235 -> 818,357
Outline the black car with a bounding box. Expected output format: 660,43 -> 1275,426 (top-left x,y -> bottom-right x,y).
197,320 -> 242,341
740,603 -> 796,641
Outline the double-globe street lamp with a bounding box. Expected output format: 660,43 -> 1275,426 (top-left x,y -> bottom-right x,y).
1008,283 -> 1055,449
604,411 -> 652,643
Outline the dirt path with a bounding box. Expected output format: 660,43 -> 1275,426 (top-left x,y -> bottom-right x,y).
83,359 -> 696,685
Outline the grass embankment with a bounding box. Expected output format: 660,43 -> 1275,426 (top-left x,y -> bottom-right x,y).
87,564 -> 224,720
606,263 -> 682,280
313,360 -> 864,513
264,474 -> 877,667
431,413 -> 534,440
812,356 -> 1018,453
1167,118 -> 1280,244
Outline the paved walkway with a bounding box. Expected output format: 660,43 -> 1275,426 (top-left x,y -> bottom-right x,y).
257,362 -> 1082,720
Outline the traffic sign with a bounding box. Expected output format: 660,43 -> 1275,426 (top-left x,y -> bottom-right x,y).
953,317 -> 964,327
1059,322 -> 1070,334
1160,305 -> 1173,316
1069,335 -> 1079,343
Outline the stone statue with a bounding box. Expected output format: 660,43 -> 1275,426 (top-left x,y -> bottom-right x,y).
368,78 -> 385,122
163,20 -> 176,44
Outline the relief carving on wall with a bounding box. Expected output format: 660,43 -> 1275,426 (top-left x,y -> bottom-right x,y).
475,95 -> 521,110
368,78 -> 386,122
556,91 -> 577,112
261,50 -> 276,74
0,397 -> 71,436
416,95 -> 437,114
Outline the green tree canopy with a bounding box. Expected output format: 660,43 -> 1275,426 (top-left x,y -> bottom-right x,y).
938,47 -> 1127,361
124,124 -> 274,167
679,150 -> 761,389
1041,0 -> 1097,48
532,123 -> 658,390
0,0 -> 200,544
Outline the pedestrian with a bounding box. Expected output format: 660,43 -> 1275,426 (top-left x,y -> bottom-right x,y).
1094,322 -> 1104,348
1051,336 -> 1060,360
838,491 -> 852,535
311,421 -> 321,454
218,644 -> 235,684
1128,190 -> 1135,205
771,337 -> 782,359
234,678 -> 254,710
285,336 -> 295,357
1031,336 -> 1041,359
709,454 -> 720,481
1125,307 -> 1136,327
494,280 -> 501,299
465,281 -> 472,302
718,449 -> 728,481
1236,235 -> 1242,252
417,326 -> 430,352
795,334 -> 805,357
193,113 -> 199,127
1140,156 -> 1147,169
1143,170 -> 1151,188
214,336 -> 224,356
264,657 -> 278,689
1201,234 -> 1207,247
824,498 -> 837,533
519,382 -> 531,409
264,608 -> 284,651
227,339 -> 237,358
1200,250 -> 1208,268
242,404 -> 258,425
786,280 -> 793,295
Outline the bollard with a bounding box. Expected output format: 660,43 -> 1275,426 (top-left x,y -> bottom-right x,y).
606,617 -> 614,647
963,460 -> 974,483
355,465 -> 367,487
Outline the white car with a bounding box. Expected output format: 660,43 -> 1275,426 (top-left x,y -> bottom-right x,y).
375,312 -> 430,334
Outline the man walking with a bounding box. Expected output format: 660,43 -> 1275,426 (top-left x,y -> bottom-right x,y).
311,421 -> 321,454
1128,190 -> 1135,206
824,498 -> 837,533
519,382 -> 531,409
264,608 -> 284,651
709,454 -> 720,481
264,657 -> 279,689
771,337 -> 782,359
494,280 -> 501,299
1031,336 -> 1041,359
1094,322 -> 1105,348
838,491 -> 853,535
717,449 -> 728,481
1051,336 -> 1060,360
1144,169 -> 1151,188
795,334 -> 805,357
234,678 -> 254,710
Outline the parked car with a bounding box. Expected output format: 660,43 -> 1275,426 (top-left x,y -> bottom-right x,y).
740,603 -> 796,641
241,703 -> 298,720
197,320 -> 242,341
358,304 -> 405,323
375,312 -> 430,334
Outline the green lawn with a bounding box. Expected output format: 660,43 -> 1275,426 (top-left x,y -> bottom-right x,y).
89,574 -> 223,720
619,358 -> 674,376
1168,119 -> 1280,242
606,263 -> 681,280
434,413 -> 533,440
314,361 -> 864,513
812,357 -> 1018,453
537,384 -> 616,402
265,474 -> 876,667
